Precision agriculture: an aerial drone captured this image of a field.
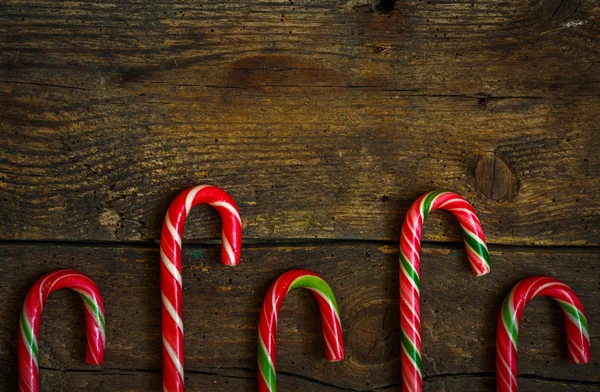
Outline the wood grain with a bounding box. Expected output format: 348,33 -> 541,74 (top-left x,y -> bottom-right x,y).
0,243 -> 598,390
1,91 -> 599,244
1,0 -> 599,97
1,0 -> 599,390
1,0 -> 599,245
2,366 -> 599,392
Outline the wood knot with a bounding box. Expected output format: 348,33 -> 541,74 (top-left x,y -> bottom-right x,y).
118,73 -> 138,83
376,0 -> 397,14
474,154 -> 518,201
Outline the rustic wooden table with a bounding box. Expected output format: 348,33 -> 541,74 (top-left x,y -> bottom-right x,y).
1,1 -> 599,391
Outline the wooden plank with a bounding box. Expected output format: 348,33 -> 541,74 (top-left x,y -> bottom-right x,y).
0,243 -> 598,390
2,365 -> 599,392
1,1 -> 599,245
0,0 -> 599,97
1,90 -> 599,244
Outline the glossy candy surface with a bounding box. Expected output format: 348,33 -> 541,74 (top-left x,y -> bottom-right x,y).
399,191 -> 490,392
496,276 -> 591,392
160,185 -> 242,392
258,269 -> 344,392
18,270 -> 106,392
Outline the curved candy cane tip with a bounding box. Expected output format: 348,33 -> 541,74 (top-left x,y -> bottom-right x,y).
400,191 -> 489,392
18,270 -> 105,391
258,270 -> 344,392
161,185 -> 242,392
496,276 -> 591,392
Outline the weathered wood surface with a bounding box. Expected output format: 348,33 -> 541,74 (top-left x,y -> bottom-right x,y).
1,369 -> 599,392
0,243 -> 598,391
1,0 -> 599,391
1,0 -> 599,97
1,0 -> 600,245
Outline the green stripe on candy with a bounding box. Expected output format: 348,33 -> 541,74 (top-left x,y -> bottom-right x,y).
80,293 -> 106,332
20,311 -> 38,361
558,301 -> 589,334
400,330 -> 422,371
258,336 -> 276,392
289,276 -> 340,315
400,252 -> 420,289
501,296 -> 519,348
422,191 -> 444,216
462,229 -> 490,265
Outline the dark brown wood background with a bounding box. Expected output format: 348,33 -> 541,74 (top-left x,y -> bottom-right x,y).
1,0 -> 599,391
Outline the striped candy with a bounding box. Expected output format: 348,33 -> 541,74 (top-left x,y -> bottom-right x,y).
399,191 -> 490,392
496,276 -> 591,392
18,270 -> 106,392
160,185 -> 242,392
258,269 -> 344,392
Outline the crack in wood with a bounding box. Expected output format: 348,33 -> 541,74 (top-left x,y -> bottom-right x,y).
1,359 -> 596,389
1,239 -> 599,253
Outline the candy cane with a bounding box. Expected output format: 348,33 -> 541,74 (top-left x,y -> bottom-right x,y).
399,191 -> 490,392
18,270 -> 106,392
258,269 -> 344,392
496,276 -> 590,392
161,185 -> 242,392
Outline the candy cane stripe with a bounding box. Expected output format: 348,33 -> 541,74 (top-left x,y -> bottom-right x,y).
258,270 -> 344,392
257,335 -> 277,392
20,313 -> 38,364
496,276 -> 591,392
162,293 -> 184,333
401,231 -> 420,259
566,335 -> 586,364
211,201 -> 242,221
401,331 -> 422,372
436,196 -> 466,209
222,233 -> 236,266
163,336 -> 184,381
462,229 -> 490,263
498,355 -> 517,388
19,374 -> 33,392
422,190 -> 442,214
184,185 -> 209,213
289,275 -> 341,314
400,191 -> 490,392
161,248 -> 182,287
161,185 -> 242,392
400,253 -> 420,289
164,214 -> 182,248
78,292 -> 106,333
18,270 -> 105,392
501,302 -> 519,348
401,367 -> 418,392
557,301 -> 590,337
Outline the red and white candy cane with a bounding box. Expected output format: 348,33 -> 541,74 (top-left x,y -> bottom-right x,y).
496,276 -> 591,392
18,270 -> 106,392
161,185 -> 242,392
399,191 -> 490,392
258,269 -> 344,392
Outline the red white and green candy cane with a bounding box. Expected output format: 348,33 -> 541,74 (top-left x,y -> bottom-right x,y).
161,185 -> 242,392
258,269 -> 344,392
400,191 -> 490,392
496,276 -> 591,392
18,270 -> 106,392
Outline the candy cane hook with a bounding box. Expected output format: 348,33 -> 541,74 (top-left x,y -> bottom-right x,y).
258,269 -> 344,392
496,276 -> 591,392
399,191 -> 490,392
18,270 -> 106,392
161,185 -> 242,392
